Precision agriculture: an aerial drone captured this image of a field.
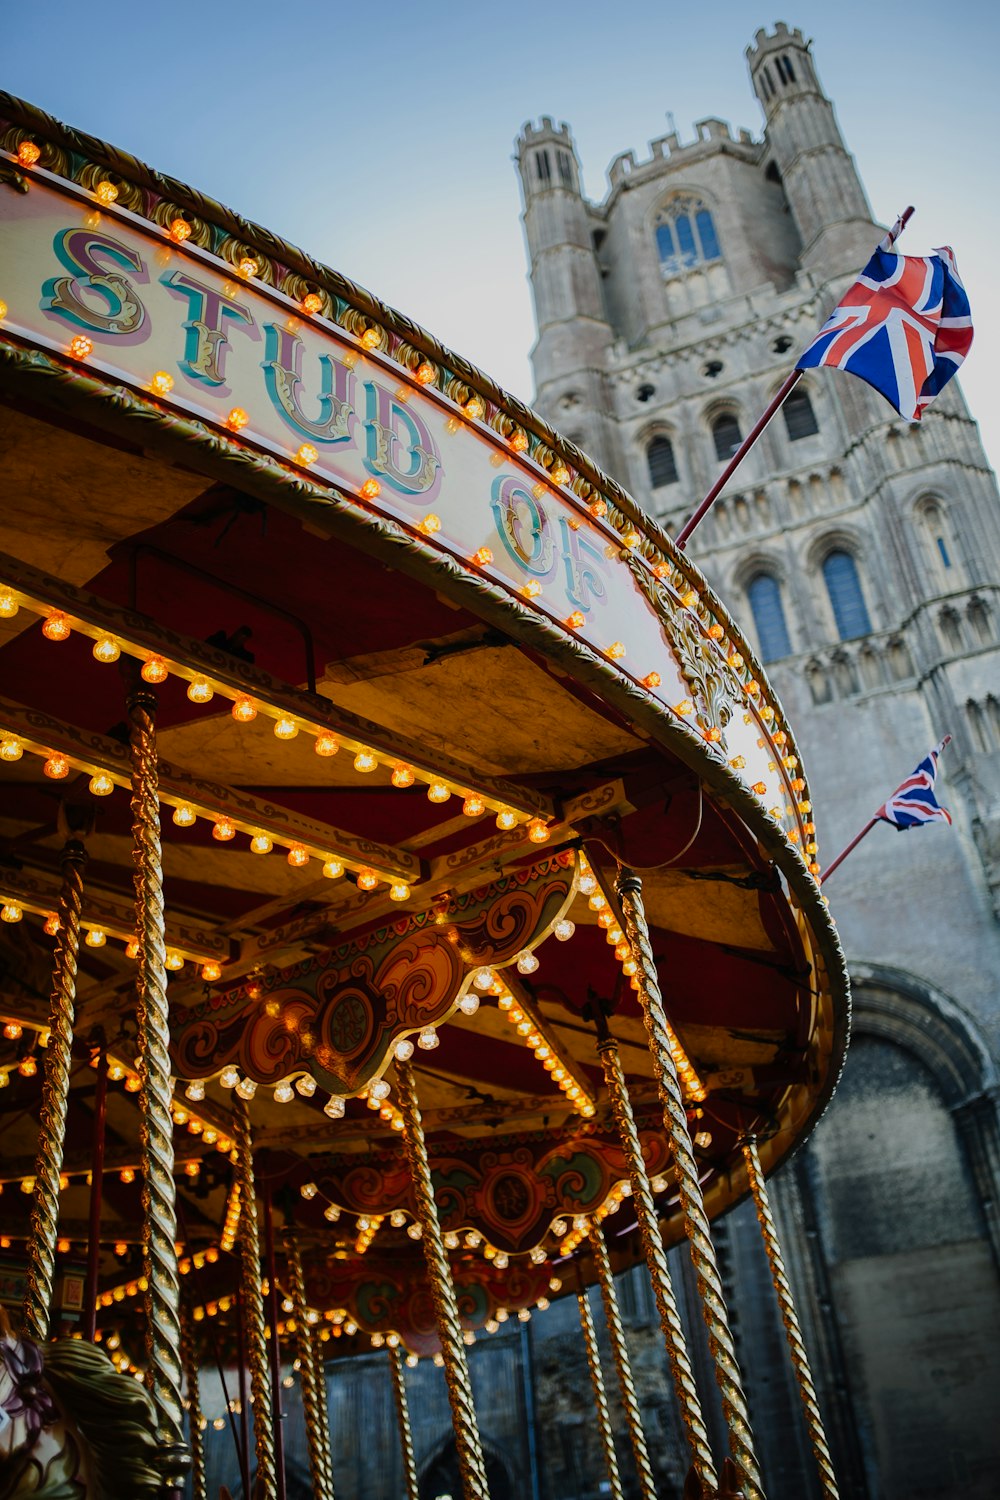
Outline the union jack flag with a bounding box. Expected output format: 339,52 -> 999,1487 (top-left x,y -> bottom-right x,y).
797,238 -> 973,421
877,738 -> 952,830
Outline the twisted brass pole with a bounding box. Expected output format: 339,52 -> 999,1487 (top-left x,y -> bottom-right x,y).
743,1138 -> 839,1500
311,1329 -> 335,1494
388,1344 -> 420,1500
589,1220 -> 658,1500
616,867 -> 763,1500
21,838 -> 87,1341
233,1095 -> 278,1500
577,1287 -> 625,1500
597,1027 -> 718,1491
181,1304 -> 207,1500
394,1056 -> 490,1500
284,1233 -> 336,1499
127,686 -> 188,1487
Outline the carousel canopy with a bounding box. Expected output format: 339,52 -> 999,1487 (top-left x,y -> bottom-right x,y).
0,94 -> 848,1363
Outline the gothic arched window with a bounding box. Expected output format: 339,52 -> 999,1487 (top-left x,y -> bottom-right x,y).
647,435 -> 678,488
712,412 -> 742,462
823,550 -> 871,639
655,195 -> 723,275
747,573 -> 792,662
783,388 -> 819,440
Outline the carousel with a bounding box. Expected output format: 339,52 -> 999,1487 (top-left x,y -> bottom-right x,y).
0,93 -> 847,1500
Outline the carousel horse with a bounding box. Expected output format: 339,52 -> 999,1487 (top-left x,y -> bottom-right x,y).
0,1306 -> 165,1499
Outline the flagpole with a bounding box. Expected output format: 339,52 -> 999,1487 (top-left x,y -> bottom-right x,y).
675,369 -> 803,549
818,818 -> 878,885
674,206 -> 916,551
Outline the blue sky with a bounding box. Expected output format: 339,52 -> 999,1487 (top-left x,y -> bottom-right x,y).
6,1 -> 999,474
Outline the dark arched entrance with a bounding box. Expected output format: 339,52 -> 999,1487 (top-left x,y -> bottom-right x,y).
419,1439 -> 514,1500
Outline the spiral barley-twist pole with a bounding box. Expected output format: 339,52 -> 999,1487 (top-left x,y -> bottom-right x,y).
128,687 -> 188,1486
394,1056 -> 490,1500
285,1233 -> 336,1498
233,1095 -> 278,1500
22,839 -> 87,1342
180,1303 -> 207,1500
388,1344 -> 420,1500
598,1031 -> 718,1491
616,866 -> 762,1500
589,1220 -> 658,1500
743,1137 -> 839,1500
577,1287 -> 625,1500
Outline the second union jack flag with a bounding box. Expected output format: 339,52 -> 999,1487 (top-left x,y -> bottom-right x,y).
797,239 -> 973,421
877,739 -> 952,831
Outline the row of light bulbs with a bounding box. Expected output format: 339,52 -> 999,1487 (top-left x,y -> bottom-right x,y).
0,897 -> 214,975
0,585 -> 544,855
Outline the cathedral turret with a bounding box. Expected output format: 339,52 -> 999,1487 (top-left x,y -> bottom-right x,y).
747,23 -> 876,271
515,118 -> 616,466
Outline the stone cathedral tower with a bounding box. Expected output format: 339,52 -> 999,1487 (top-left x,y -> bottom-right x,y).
517,21 -> 1000,1500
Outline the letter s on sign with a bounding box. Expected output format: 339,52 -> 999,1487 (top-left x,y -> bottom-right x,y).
43,229 -> 148,337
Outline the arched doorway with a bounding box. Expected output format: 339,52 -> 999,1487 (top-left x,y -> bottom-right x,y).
419,1438 -> 514,1500
788,968 -> 1000,1499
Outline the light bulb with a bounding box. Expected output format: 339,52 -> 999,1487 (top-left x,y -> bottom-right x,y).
427,782 -> 450,804
391,763 -> 415,788
0,590 -> 18,618
301,292 -> 322,315
417,513 -> 441,536
314,732 -> 339,756
187,678 -> 213,704
360,327 -> 381,350
322,859 -> 344,880
43,914 -> 60,936
516,951 -> 539,975
295,1074 -> 317,1098
88,773 -> 114,797
172,804 -> 196,827
356,868 -> 378,891
92,636 -> 120,663
359,479 -> 381,500
458,992 -> 480,1016
389,882 -> 410,901
42,612 -> 71,642
150,370 -> 173,396
201,961 -> 222,982
219,1066 -> 239,1089
273,718 -> 298,740
286,844 -> 309,867
165,951 -> 184,971
85,927 -> 106,947
234,1076 -> 256,1100
1,737 -> 23,761
169,217 -> 192,243
232,695 -> 256,722
407,1223 -> 422,1241
212,819 -> 236,842
462,794 -> 485,818
471,546 -> 492,567
417,1026 -> 439,1051
395,1039 -> 414,1061
324,1096 -> 345,1119
553,919 -> 575,942
300,1182 -> 318,1200
353,750 -> 377,773
226,408 -> 249,432
69,335 -> 93,360
185,1080 -> 205,1101
1,903 -> 23,924
527,819 -> 550,843
273,1081 -> 294,1103
250,833 -> 272,854
141,655 -> 168,684
495,809 -> 517,831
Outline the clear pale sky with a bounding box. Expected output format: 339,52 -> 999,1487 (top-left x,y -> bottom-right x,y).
6,1 -> 999,477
